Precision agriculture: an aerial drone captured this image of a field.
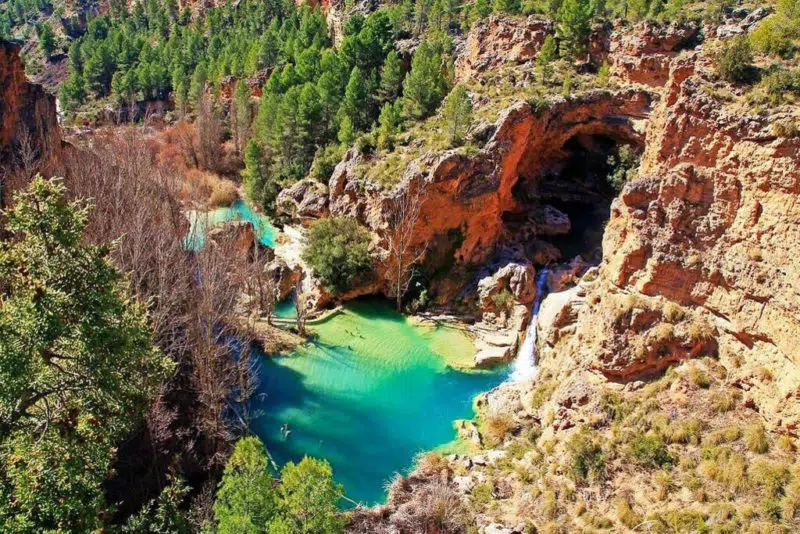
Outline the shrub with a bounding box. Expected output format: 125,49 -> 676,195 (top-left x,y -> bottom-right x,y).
483,413 -> 515,446
303,217 -> 373,294
744,423 -> 769,454
750,459 -> 789,497
491,290 -> 514,312
630,433 -> 672,468
606,144 -> 639,192
615,499 -> 642,529
749,67 -> 800,105
567,428 -> 607,482
530,380 -> 557,409
715,36 -> 756,84
710,390 -> 737,413
688,364 -> 711,389
208,180 -> 239,207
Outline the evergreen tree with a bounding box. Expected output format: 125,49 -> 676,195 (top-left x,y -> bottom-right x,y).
338,116 -> 356,145
557,0 -> 593,59
402,41 -> 448,119
275,457 -> 345,534
493,0 -> 521,13
536,34 -> 557,84
442,84 -> 472,145
378,50 -> 404,104
233,79 -> 252,153
188,63 -> 207,109
59,72 -> 87,111
377,101 -> 402,150
0,177 -> 171,532
340,67 -> 369,131
213,437 -> 279,533
36,21 -> 56,57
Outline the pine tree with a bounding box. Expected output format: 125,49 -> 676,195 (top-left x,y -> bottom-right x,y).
232,80 -> 252,154
557,0 -> 593,59
340,67 -> 369,131
536,34 -> 557,84
377,101 -> 402,150
188,63 -> 207,109
378,50 -> 404,104
59,72 -> 87,111
442,84 -> 472,145
402,41 -> 448,119
338,115 -> 356,145
36,21 -> 56,57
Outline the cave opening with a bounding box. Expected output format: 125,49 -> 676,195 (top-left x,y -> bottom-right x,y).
507,133 -> 638,268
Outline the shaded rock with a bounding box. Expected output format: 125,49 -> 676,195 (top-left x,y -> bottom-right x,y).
533,204 -> 571,236
277,178 -> 330,222
478,261 -> 537,309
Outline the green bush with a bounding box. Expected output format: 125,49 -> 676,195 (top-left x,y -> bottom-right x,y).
630,433 -> 672,468
715,36 -> 756,84
567,428 -> 608,482
303,217 -> 373,294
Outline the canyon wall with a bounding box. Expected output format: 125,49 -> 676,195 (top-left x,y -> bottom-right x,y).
0,39 -> 61,199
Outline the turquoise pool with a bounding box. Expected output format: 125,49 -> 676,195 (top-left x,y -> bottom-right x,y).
250,299 -> 507,506
185,200 -> 279,250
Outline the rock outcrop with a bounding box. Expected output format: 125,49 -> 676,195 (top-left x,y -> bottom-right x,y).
0,39 -> 61,202
607,21 -> 699,87
455,15 -> 553,82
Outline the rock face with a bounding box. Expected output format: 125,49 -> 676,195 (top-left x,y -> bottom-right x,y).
328,90 -> 652,302
456,15 -> 553,82
0,40 -> 61,197
607,21 -> 699,87
276,178 -> 330,222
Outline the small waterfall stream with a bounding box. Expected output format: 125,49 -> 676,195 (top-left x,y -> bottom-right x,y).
510,267 -> 550,382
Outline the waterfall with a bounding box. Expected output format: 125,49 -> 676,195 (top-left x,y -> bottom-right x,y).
510,267 -> 550,382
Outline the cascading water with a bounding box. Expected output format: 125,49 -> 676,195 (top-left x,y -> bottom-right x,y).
510,267 -> 550,382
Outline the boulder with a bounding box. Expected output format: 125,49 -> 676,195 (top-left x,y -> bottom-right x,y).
478,262 -> 537,309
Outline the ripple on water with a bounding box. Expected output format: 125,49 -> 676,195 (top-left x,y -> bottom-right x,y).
250,299 -> 508,506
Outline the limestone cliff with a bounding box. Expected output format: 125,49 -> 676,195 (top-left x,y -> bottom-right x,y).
0,39 -> 61,204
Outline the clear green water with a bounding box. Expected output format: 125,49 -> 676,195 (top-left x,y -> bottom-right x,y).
185,200 -> 279,250
251,299 -> 507,506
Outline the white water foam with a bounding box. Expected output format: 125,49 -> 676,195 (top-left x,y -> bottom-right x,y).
510,267 -> 550,382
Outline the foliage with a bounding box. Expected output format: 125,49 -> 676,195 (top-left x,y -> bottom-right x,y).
275,457 -> 345,534
213,437 -> 279,533
377,100 -> 404,150
715,36 -> 755,84
567,428 -> 607,482
0,177 -> 171,532
123,475 -> 191,534
212,437 -> 344,534
442,84 -> 473,145
35,20 -> 56,57
749,0 -> 800,58
536,35 -> 557,83
402,40 -> 451,120
556,0 -> 593,59
303,217 -> 373,294
606,144 -> 639,192
630,433 -> 672,468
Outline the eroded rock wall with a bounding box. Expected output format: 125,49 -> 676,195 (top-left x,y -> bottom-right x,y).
0,40 -> 61,187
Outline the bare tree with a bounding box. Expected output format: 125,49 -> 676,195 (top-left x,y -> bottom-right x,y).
195,95 -> 224,173
295,279 -> 309,336
383,181 -> 428,310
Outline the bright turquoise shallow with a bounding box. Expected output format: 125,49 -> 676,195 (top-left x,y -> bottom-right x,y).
251,299 -> 507,506
185,200 -> 279,250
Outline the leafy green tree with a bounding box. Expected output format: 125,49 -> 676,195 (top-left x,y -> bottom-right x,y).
0,177 -> 171,532
242,140 -> 280,213
213,437 -> 279,534
337,115 -> 357,145
716,36 -> 755,84
493,0 -> 521,13
442,84 -> 472,145
303,217 -> 373,294
557,0 -> 593,59
274,457 -> 345,534
402,41 -> 449,119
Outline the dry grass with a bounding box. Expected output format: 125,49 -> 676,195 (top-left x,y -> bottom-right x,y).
744,423 -> 770,454
208,179 -> 239,208
483,414 -> 515,447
